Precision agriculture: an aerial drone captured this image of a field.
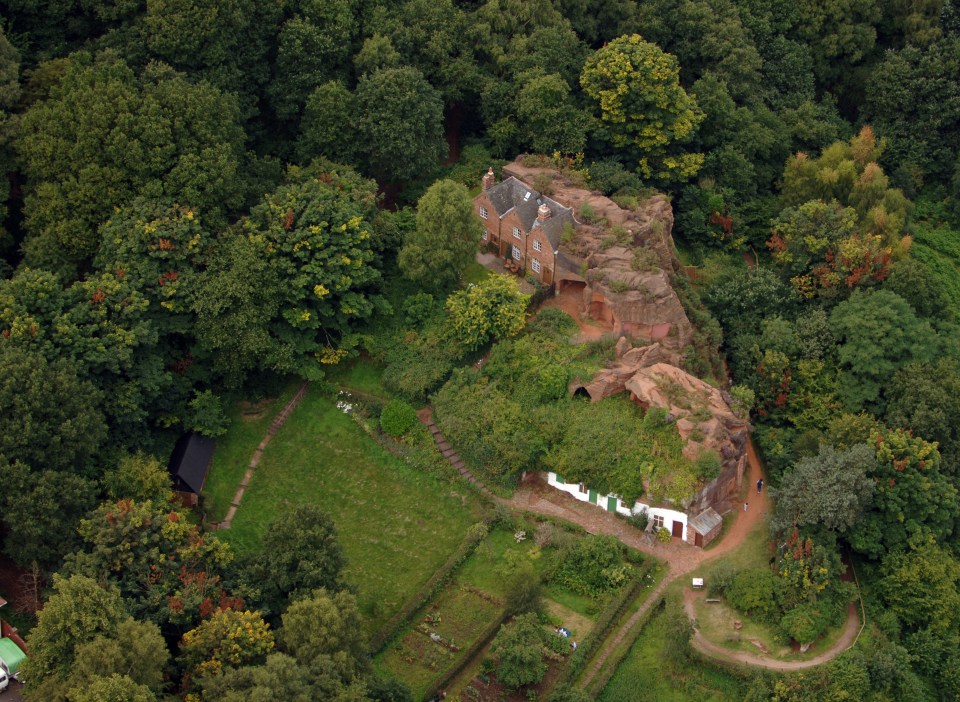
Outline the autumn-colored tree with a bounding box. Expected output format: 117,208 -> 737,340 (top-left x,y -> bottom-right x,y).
446,274 -> 529,350
179,609 -> 274,692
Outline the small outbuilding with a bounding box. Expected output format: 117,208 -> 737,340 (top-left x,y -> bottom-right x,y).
167,433 -> 216,507
686,507 -> 723,548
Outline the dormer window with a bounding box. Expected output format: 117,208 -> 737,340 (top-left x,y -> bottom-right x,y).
513,227 -> 521,239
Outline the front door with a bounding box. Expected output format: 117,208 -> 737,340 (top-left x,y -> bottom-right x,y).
671,521 -> 683,538
588,489 -> 597,505
607,495 -> 618,512
694,531 -> 703,547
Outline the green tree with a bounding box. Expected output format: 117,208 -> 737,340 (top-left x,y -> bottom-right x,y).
849,428 -> 959,557
23,575 -> 127,687
239,162 -> 386,378
68,618 -> 168,698
829,289 -> 937,412
771,444 -> 876,535
489,613 -> 548,690
515,71 -> 590,154
792,0 -> 881,90
355,66 -> 446,183
102,453 -> 174,504
879,544 -> 960,633
580,34 -> 705,181
398,179 -> 482,290
445,274 -> 529,350
280,589 -> 366,683
296,81 -> 359,166
16,51 -> 248,271
243,505 -> 346,616
67,674 -> 155,702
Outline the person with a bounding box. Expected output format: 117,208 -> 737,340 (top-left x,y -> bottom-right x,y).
744,501 -> 748,512
757,478 -> 764,493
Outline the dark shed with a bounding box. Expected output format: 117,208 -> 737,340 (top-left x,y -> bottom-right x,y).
167,433 -> 216,498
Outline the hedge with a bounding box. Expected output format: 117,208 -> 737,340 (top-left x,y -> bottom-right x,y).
370,522 -> 489,654
554,560 -> 655,686
421,609 -> 510,701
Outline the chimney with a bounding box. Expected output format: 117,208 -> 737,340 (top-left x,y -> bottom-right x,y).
482,167 -> 495,191
537,203 -> 551,222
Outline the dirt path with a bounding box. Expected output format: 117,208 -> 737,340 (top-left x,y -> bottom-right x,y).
683,589 -> 860,671
540,284 -> 611,341
211,381 -> 309,530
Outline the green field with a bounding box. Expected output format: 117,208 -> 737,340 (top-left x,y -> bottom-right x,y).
598,605 -> 747,702
203,381 -> 300,521
209,390 -> 484,629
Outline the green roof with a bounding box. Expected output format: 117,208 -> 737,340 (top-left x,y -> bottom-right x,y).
0,638 -> 26,675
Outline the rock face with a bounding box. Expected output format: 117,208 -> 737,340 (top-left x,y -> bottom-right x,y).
624,363 -> 749,513
502,159 -> 693,364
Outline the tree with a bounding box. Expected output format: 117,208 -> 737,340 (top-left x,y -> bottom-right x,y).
0,461 -> 97,569
849,428 -> 959,557
879,544 -> 960,633
580,34 -> 705,181
16,51 -> 248,271
0,343 -> 106,473
236,162 -> 386,379
770,444 -> 876,535
243,505 -> 346,615
515,71 -> 590,154
792,0 -> 881,90
445,274 -> 529,350
355,67 -> 446,183
68,618 -> 169,698
179,609 -> 275,692
67,674 -> 156,702
489,613 -> 547,690
829,289 -> 937,412
23,575 -> 127,686
65,499 -> 238,631
296,81 -> 359,166
280,589 -> 366,684
398,179 -> 482,290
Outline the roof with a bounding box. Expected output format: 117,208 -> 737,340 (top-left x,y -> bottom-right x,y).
167,433 -> 216,495
0,638 -> 26,675
688,507 -> 723,535
481,176 -> 575,250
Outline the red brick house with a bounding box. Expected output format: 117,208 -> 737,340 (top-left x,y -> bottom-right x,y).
474,168 -> 575,285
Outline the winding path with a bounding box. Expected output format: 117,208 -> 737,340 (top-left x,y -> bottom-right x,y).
421,415 -> 862,679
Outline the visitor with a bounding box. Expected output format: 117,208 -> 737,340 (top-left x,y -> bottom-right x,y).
757,478 -> 764,493
744,501 -> 748,512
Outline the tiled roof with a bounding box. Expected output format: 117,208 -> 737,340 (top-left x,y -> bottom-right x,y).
482,176 -> 575,250
688,507 -> 723,534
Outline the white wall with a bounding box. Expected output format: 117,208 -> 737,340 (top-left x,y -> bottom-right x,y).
546,472 -> 688,541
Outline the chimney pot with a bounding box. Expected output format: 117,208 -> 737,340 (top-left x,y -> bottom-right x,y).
537,204 -> 551,222
482,167 -> 495,191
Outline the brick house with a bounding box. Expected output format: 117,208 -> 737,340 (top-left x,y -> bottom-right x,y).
474,168 -> 575,285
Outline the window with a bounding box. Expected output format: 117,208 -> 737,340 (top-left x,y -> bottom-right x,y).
513,226 -> 521,239
481,230 -> 488,241
479,206 -> 488,219
531,258 -> 541,273
512,245 -> 521,260
523,191 -> 532,201
652,515 -> 665,529
533,239 -> 542,252
578,483 -> 586,494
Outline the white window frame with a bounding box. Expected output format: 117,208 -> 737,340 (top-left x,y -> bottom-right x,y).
531,258 -> 541,273
479,206 -> 488,220
513,226 -> 521,239
652,514 -> 665,529
533,239 -> 542,252
512,245 -> 521,261
481,230 -> 488,241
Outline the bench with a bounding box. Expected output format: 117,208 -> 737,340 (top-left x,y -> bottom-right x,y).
705,598 -> 721,603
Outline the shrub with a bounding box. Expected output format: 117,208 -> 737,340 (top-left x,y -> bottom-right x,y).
402,292 -> 436,325
551,535 -> 627,596
693,449 -> 722,481
656,527 -> 671,543
627,508 -> 649,531
707,562 -> 739,597
631,247 -> 660,272
726,569 -> 782,623
380,399 -> 418,437
589,159 -> 640,195
579,202 -> 596,222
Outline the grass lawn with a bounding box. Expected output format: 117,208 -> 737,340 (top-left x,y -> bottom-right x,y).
463,260 -> 491,285
211,390 -> 484,630
327,356 -> 391,399
202,381 -> 300,522
598,604 -> 747,702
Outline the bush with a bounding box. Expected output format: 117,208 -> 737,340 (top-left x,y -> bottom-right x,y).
379,399 -> 418,437
693,449 -> 722,482
656,527 -> 671,543
402,293 -> 436,325
706,562 -> 739,597
589,159 -> 640,196
726,569 -> 782,623
550,534 -> 627,596
626,508 -> 649,531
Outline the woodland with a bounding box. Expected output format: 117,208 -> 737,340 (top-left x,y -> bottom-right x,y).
1,0 -> 960,701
